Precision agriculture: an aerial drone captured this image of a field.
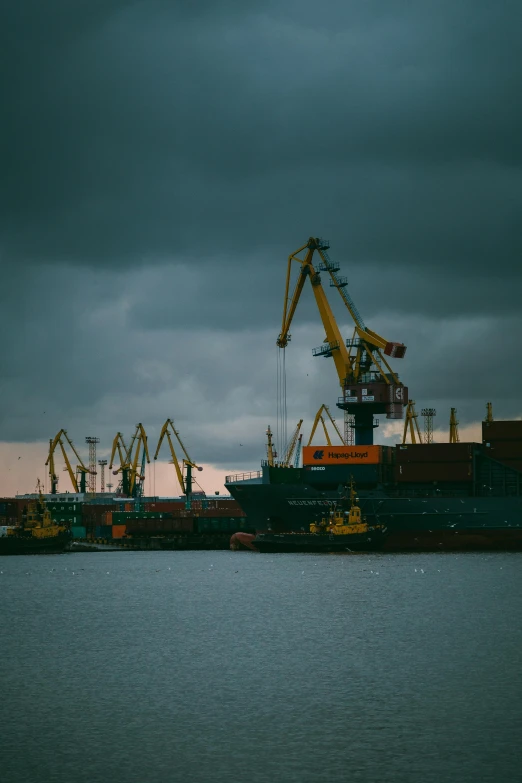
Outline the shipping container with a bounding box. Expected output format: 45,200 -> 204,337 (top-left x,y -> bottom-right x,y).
112,511 -> 173,522
303,445 -> 382,466
93,525 -> 112,538
482,442 -> 522,460
126,518 -> 195,534
482,421 -> 522,442
71,526 -> 87,539
111,525 -> 126,538
143,501 -> 185,513
396,443 -> 476,463
395,462 -> 473,483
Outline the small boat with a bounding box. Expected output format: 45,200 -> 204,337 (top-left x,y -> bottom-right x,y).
252,478 -> 385,553
0,482 -> 72,556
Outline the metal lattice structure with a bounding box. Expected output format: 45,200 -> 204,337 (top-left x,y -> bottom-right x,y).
98,459 -> 108,493
344,410 -> 355,445
421,408 -> 436,444
85,437 -> 100,494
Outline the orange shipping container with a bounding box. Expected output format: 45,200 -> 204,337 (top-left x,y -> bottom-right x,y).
105,512 -> 112,525
302,445 -> 382,466
112,525 -> 126,539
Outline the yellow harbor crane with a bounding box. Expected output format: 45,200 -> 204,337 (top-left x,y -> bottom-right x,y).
402,400 -> 423,445
277,237 -> 408,445
109,424 -> 150,497
154,419 -> 203,508
45,430 -> 95,494
279,419 -> 303,467
307,405 -> 344,446
449,408 -> 460,443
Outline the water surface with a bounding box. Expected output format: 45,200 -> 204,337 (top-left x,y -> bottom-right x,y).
1,550 -> 520,782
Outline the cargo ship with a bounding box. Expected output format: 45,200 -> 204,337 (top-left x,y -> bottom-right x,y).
0,488 -> 72,555
226,421 -> 522,552
226,237 -> 522,552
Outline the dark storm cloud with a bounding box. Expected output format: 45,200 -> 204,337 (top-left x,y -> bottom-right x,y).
1,0 -> 521,471
2,0 -> 521,275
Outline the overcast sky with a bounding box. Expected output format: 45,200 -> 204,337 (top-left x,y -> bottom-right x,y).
1,1 -> 521,495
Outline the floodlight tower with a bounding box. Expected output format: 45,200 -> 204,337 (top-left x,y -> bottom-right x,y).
98,459 -> 108,493
85,437 -> 100,494
421,408 -> 436,444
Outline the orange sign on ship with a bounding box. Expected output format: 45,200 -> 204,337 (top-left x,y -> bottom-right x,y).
302,445 -> 382,465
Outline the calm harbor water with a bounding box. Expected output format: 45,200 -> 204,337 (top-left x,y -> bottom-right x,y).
1,550 -> 521,783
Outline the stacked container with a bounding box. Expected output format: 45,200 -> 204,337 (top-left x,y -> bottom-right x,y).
482,421 -> 522,473
395,443 -> 476,483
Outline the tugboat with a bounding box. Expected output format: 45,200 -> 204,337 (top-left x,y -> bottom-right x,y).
252,478 -> 385,553
0,481 -> 72,555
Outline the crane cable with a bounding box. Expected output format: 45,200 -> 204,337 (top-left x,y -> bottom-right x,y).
276,347 -> 288,461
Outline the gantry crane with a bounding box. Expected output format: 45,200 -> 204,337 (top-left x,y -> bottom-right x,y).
307,404 -> 345,446
402,400 -> 423,444
154,419 -> 203,509
280,419 -> 303,467
109,424 -> 150,497
277,237 -> 408,444
45,430 -> 94,494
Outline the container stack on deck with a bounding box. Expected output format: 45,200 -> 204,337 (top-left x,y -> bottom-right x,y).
299,444 -> 395,488
482,420 -> 522,473
395,443 -> 475,484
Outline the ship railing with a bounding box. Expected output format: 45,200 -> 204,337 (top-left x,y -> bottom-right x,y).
225,471 -> 262,484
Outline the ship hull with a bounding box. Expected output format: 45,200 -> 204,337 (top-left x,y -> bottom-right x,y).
253,530 -> 384,553
226,481 -> 522,552
0,531 -> 72,556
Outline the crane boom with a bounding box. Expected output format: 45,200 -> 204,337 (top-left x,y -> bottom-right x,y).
281,419 -> 303,467
402,400 -> 423,444
154,419 -> 201,497
293,434 -> 303,468
45,429 -> 93,493
307,405 -> 345,446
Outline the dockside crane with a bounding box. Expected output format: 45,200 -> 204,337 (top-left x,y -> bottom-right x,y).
402,400 -> 423,445
154,419 -> 203,509
277,237 -> 408,445
280,419 -> 303,467
45,430 -> 94,494
449,408 -> 460,443
109,432 -> 130,495
109,425 -> 150,497
307,405 -> 344,446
